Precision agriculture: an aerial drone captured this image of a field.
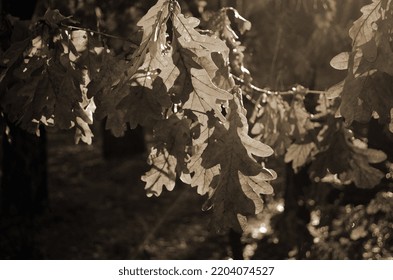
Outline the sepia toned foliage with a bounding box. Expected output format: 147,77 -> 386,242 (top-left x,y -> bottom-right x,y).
0,0 -> 392,233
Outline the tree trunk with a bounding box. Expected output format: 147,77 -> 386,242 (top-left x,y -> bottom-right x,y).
0,0 -> 46,259
1,121 -> 47,215
102,123 -> 146,160
282,164 -> 312,258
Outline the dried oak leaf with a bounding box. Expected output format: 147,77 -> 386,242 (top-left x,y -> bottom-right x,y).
202,92 -> 275,231
171,9 -> 233,123
251,95 -> 291,156
142,147 -> 177,197
284,142 -> 317,172
187,111 -> 220,196
340,71 -> 393,127
142,114 -> 191,197
310,126 -> 386,189
349,0 -> 381,48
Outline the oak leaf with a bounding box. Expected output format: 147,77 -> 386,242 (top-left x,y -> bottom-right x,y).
310,126 -> 386,188
251,95 -> 291,156
142,148 -> 177,197
284,142 -> 317,172
142,114 -> 192,197
202,91 -> 275,231
349,0 -> 381,48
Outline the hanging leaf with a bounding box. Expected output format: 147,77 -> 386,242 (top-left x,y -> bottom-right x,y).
288,93 -> 316,142
207,7 -> 252,85
373,18 -> 393,76
330,52 -> 350,70
349,152 -> 386,189
284,142 -> 317,172
0,9 -> 102,143
142,114 -> 192,196
87,0 -> 172,136
187,113 -> 220,195
349,0 -> 381,48
172,11 -> 228,58
310,125 -> 386,188
170,8 -> 233,123
330,1 -> 393,131
326,80 -> 344,99
142,147 -> 177,197
86,51 -> 127,99
126,0 -> 170,78
339,71 -> 393,126
183,68 -> 233,122
202,90 -> 275,231
2,3 -> 278,232
119,74 -> 172,126
0,38 -> 31,84
188,145 -> 219,195
208,7 -> 251,43
251,94 -> 292,156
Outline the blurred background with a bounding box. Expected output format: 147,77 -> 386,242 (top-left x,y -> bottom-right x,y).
0,0 -> 392,260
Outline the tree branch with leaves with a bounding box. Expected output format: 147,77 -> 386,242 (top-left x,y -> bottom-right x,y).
0,0 -> 391,233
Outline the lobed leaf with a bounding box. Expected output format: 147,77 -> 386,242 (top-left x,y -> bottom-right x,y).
142,148 -> 177,197
349,0 -> 381,48
250,95 -> 291,156
1,10 -> 100,143
142,114 -> 192,196
310,125 -> 386,189
201,91 -> 275,231
172,11 -> 228,58
284,142 -> 317,173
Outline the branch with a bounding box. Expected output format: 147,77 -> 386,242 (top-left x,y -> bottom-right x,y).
62,24 -> 139,48
232,75 -> 328,110
232,75 -> 326,96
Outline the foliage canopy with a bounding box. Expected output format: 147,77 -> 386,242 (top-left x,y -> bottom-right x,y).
1,0 -> 392,231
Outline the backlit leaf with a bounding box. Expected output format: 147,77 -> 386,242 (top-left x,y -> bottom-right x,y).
172,11 -> 228,58
183,68 -> 233,122
142,147 -> 177,197
330,52 -> 350,70
349,0 -> 381,48
142,114 -> 192,196
250,95 -> 291,156
326,80 -> 344,99
284,142 -> 317,172
202,91 -> 275,231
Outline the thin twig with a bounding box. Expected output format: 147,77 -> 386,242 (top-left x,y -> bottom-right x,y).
232,75 -> 326,96
232,75 -> 271,94
306,89 -> 326,95
62,24 -> 140,47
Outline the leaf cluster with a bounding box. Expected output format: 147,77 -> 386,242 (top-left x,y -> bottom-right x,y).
1,0 -> 392,232
0,9 -> 103,144
329,0 -> 393,130
85,0 -> 276,231
249,88 -> 387,188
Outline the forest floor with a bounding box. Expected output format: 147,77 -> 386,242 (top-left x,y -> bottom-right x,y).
3,128 -> 391,260
33,129 -> 234,259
